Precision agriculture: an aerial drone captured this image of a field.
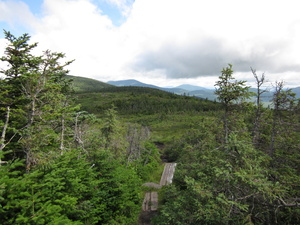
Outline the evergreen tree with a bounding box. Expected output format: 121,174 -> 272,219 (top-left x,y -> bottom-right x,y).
214,64 -> 252,142
155,65 -> 300,224
0,31 -> 74,169
1,31 -> 145,224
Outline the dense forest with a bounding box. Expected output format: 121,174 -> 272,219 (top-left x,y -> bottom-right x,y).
0,31 -> 299,224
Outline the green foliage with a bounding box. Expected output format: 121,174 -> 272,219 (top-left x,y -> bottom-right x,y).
214,64 -> 253,142
0,30 -> 76,168
0,31 -> 146,224
154,66 -> 300,225
155,134 -> 287,224
215,64 -> 252,106
133,142 -> 161,181
75,86 -> 221,116
0,150 -> 142,224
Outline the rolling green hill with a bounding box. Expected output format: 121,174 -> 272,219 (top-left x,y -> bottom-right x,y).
74,86 -> 221,116
66,75 -> 113,93
72,83 -> 222,144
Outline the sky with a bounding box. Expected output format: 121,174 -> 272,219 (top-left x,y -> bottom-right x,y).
1,0 -> 300,88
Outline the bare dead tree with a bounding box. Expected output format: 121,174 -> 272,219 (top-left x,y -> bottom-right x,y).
0,106 -> 10,166
73,112 -> 85,150
251,68 -> 268,145
270,81 -> 296,157
126,124 -> 150,165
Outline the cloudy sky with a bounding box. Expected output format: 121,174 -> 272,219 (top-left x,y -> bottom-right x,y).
1,0 -> 300,88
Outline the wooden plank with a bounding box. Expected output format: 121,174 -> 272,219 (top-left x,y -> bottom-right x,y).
142,192 -> 151,211
150,192 -> 158,211
160,163 -> 177,186
142,163 -> 177,213
142,192 -> 158,212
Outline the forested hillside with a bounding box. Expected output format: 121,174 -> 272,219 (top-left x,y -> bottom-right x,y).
1,32 -> 299,225
75,86 -> 220,115
66,75 -> 113,93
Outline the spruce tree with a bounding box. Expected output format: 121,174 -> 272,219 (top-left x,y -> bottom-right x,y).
0,31 -> 74,169
214,64 -> 252,142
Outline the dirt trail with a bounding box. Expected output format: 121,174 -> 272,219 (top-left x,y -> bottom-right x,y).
139,163 -> 177,225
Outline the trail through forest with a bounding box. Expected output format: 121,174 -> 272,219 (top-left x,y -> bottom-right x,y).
139,163 -> 177,225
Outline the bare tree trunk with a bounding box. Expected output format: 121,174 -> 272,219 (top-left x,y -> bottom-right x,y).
74,112 -> 84,149
24,96 -> 38,172
0,106 -> 10,151
28,97 -> 36,127
224,105 -> 229,143
270,81 -> 284,158
126,125 -> 150,166
60,115 -> 65,154
0,106 -> 10,166
251,68 -> 267,145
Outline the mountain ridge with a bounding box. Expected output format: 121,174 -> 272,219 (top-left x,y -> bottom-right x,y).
107,79 -> 217,100
107,79 -> 300,101
68,76 -> 300,101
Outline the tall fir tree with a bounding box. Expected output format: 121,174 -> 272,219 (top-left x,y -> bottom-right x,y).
214,64 -> 252,142
0,30 -> 74,169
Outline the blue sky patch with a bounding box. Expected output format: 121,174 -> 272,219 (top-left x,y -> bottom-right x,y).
93,0 -> 126,26
0,21 -> 29,38
21,0 -> 44,16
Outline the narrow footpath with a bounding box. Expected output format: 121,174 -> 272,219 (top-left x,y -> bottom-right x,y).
139,163 -> 177,225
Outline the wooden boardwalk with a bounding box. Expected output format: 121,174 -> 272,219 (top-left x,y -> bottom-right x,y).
142,163 -> 177,212
160,163 -> 177,186
142,191 -> 158,211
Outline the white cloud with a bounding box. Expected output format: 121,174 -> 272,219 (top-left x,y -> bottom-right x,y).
0,38 -> 9,75
128,0 -> 300,86
0,0 -> 38,32
31,0 -> 126,79
1,0 -> 300,87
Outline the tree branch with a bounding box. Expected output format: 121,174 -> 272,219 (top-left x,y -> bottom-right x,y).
277,196 -> 300,207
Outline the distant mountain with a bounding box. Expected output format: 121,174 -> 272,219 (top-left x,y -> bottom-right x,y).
107,79 -> 300,101
107,79 -> 158,89
175,84 -> 211,91
188,89 -> 217,101
107,79 -> 189,95
107,79 -> 214,98
249,87 -> 300,103
161,87 -> 188,95
292,87 -> 300,97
